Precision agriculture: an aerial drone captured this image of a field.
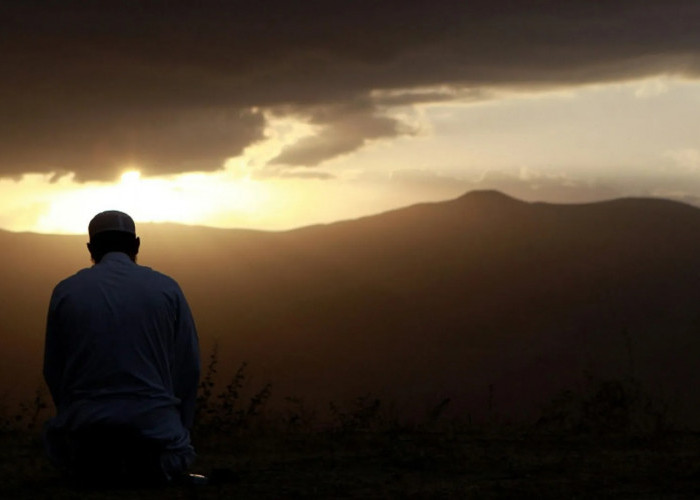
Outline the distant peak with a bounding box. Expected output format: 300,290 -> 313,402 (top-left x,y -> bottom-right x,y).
455,190 -> 523,203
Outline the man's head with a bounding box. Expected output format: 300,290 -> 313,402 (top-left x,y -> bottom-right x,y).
87,210 -> 140,263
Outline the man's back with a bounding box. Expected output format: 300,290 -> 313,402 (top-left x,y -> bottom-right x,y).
45,252 -> 199,430
43,211 -> 201,483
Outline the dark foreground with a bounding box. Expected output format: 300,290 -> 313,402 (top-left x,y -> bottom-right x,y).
2,429 -> 699,499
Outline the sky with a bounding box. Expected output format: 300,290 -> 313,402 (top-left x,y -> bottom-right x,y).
2,1 -> 700,234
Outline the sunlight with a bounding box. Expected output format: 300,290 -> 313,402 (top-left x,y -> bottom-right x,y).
0,112 -> 336,234
120,170 -> 142,184
6,77 -> 700,236
1,113 -> 319,235
32,168 -> 271,234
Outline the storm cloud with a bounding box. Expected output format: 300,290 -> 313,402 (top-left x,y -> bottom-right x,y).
2,1 -> 700,180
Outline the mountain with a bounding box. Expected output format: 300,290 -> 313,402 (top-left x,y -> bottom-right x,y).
3,191 -> 700,424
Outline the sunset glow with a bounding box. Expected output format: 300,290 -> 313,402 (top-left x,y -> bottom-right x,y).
1,2 -> 700,235
5,5 -> 700,492
0,77 -> 695,235
29,167 -> 270,234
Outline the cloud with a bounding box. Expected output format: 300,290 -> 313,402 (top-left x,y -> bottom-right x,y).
2,1 -> 700,180
253,168 -> 335,181
664,148 -> 700,172
0,107 -> 265,182
634,77 -> 671,98
474,169 -> 621,204
390,169 -> 470,192
269,102 -> 412,167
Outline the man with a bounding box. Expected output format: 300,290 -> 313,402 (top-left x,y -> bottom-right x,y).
43,210 -> 201,485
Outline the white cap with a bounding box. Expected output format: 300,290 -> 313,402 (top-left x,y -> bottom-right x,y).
88,210 -> 136,239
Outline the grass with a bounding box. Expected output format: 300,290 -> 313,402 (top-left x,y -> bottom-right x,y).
3,424 -> 700,499
1,352 -> 699,499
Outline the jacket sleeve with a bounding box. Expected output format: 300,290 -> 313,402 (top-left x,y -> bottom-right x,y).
43,288 -> 64,408
172,287 -> 201,429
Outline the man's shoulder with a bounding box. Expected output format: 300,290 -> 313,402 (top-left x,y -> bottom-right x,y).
53,262 -> 182,294
53,266 -> 93,289
133,264 -> 182,289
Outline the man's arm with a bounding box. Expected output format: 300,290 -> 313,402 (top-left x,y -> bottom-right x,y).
43,289 -> 64,408
172,287 -> 201,429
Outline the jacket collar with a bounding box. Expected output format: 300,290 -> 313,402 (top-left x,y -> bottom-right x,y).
98,252 -> 135,265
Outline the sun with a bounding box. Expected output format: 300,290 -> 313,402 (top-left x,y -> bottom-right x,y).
33,167 -> 271,234
120,170 -> 142,184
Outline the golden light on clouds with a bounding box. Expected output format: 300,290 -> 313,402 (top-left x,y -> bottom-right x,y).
1,78 -> 700,236
31,168 -> 271,235
0,113 -> 311,235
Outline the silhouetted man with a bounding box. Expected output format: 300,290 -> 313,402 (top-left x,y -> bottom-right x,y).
43,210 -> 201,485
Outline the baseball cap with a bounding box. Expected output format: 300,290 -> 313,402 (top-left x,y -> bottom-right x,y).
88,210 -> 136,239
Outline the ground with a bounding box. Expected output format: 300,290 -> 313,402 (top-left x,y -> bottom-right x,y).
2,429 -> 699,499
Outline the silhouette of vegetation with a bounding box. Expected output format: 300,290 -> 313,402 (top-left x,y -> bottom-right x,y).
537,374 -> 670,436
0,347 -> 697,498
194,344 -> 273,438
329,394 -> 390,433
0,388 -> 48,434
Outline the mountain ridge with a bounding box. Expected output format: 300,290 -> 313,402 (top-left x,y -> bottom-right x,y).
1,189 -> 697,239
2,191 -> 700,425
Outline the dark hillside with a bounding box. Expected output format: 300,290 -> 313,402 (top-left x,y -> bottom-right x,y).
3,191 -> 700,424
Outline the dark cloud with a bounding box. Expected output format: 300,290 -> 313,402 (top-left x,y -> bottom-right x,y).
0,106 -> 264,181
2,1 -> 699,180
